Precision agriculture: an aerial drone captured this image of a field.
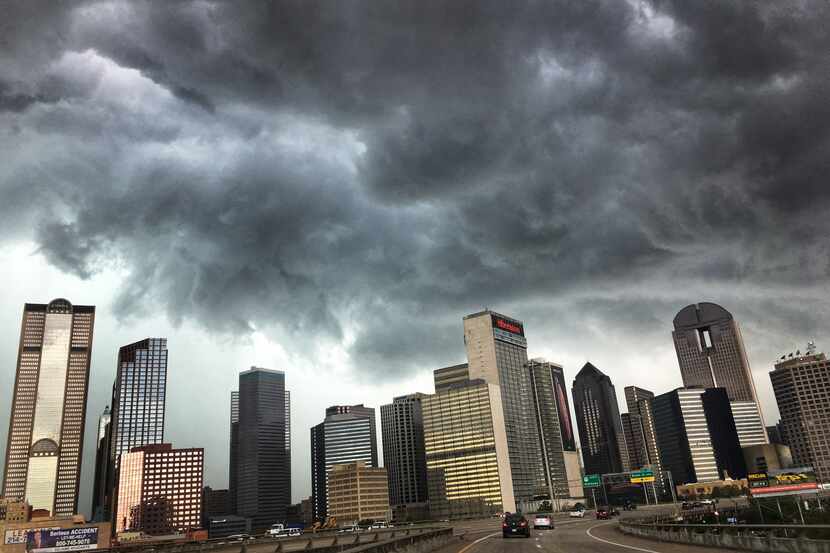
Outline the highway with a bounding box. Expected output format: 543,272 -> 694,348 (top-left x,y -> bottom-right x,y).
441,508 -> 726,553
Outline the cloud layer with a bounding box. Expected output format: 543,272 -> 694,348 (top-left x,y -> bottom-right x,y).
2,0 -> 830,384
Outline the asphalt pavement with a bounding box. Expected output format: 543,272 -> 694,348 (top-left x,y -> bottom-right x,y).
437,506 -> 729,553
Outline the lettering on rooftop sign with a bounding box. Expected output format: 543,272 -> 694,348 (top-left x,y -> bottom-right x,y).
492,316 -> 524,336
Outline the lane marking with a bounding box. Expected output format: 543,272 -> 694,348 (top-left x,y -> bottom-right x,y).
585,523 -> 661,553
457,532 -> 501,553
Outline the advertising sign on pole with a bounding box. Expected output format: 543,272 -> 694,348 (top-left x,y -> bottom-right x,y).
26,528 -> 99,552
749,467 -> 819,497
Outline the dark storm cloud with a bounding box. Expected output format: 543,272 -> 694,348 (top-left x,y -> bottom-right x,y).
2,0 -> 830,378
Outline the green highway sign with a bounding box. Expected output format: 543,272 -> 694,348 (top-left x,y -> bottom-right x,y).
630,469 -> 655,483
582,474 -> 601,488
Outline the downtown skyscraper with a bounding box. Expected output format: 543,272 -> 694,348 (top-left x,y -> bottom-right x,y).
236,368 -> 291,532
672,302 -> 767,446
228,391 -> 239,515
463,310 -> 545,504
92,338 -> 168,520
527,359 -> 577,502
380,394 -> 428,517
770,346 -> 830,480
572,362 -> 629,476
623,386 -> 665,494
2,299 -> 95,517
311,405 -> 377,521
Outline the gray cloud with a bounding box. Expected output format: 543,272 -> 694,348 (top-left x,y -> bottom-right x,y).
1,0 -> 830,384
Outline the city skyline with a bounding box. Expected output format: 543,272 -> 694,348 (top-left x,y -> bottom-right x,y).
0,288 -> 824,511
3,0 -> 830,519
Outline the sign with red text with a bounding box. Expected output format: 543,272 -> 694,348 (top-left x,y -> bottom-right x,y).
492,316 -> 524,336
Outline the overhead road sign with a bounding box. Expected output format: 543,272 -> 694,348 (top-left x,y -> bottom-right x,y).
630,469 -> 655,483
582,474 -> 601,488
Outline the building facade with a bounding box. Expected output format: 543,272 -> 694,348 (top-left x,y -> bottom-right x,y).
463,310 -> 545,504
311,405 -> 377,521
770,349 -> 830,480
2,299 -> 95,517
237,368 -> 290,531
671,303 -> 767,446
421,380 -> 515,519
623,386 -> 665,494
115,444 -> 203,534
652,388 -> 720,485
527,359 -> 574,502
91,406 -> 111,520
228,391 -> 239,515
433,364 -> 470,392
743,444 -> 793,474
327,462 -> 390,524
96,338 -> 168,521
701,388 -> 747,479
201,487 -> 231,528
572,363 -> 629,476
380,394 -> 428,510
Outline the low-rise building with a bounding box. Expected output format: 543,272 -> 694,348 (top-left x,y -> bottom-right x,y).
743,444 -> 793,474
327,462 -> 389,525
115,444 -> 203,535
675,477 -> 748,499
0,499 -> 30,523
207,516 -> 251,539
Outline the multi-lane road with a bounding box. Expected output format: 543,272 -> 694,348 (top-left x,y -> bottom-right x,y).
442,508 -> 724,553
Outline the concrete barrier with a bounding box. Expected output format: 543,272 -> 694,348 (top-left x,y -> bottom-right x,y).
620,521 -> 830,553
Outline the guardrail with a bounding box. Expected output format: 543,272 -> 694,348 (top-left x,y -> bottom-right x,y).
109,527 -> 453,553
620,518 -> 830,553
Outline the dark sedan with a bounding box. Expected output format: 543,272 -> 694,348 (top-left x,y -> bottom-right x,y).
596,508 -> 610,520
502,514 -> 531,538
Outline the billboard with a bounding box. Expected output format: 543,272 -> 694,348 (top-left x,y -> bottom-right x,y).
749,467 -> 819,497
4,528 -> 59,545
491,316 -> 524,337
551,366 -> 576,451
26,528 -> 99,552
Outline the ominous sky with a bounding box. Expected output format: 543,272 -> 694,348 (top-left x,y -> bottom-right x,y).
2,1 -> 830,513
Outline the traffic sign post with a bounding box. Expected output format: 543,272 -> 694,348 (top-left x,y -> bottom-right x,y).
582,474 -> 601,488
630,469 -> 655,483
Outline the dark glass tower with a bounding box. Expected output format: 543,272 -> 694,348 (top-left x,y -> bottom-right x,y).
381,394 -> 428,510
101,338 -> 168,521
572,363 -> 629,476
701,388 -> 747,479
91,406 -> 111,520
228,391 -> 239,515
237,368 -> 290,532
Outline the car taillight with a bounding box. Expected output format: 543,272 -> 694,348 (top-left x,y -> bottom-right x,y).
519,521 -> 527,527
502,523 -> 508,528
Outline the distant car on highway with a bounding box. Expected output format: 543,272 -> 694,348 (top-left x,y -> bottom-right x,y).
227,534 -> 252,542
502,513 -> 530,538
532,514 -> 553,529
569,509 -> 585,518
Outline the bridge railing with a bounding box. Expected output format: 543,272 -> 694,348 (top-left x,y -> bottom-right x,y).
619,518 -> 830,553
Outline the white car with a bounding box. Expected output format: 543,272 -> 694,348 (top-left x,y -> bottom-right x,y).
569,509 -> 585,518
533,515 -> 553,529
